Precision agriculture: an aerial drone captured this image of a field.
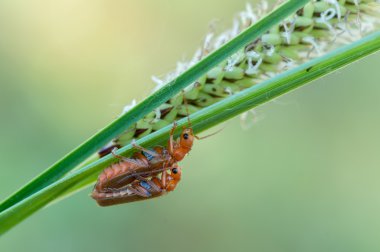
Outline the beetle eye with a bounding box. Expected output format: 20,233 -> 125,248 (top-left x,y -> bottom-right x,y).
183,133 -> 189,140
172,168 -> 178,174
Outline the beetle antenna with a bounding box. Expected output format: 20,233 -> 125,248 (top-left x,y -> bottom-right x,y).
195,127 -> 225,140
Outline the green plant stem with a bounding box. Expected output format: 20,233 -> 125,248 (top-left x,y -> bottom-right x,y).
0,0 -> 309,213
1,30 -> 379,235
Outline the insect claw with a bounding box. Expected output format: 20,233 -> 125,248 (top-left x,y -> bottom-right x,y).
111,147 -> 124,160
170,121 -> 178,137
131,139 -> 137,146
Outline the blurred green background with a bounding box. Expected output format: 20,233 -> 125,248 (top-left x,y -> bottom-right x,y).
1,0 -> 380,251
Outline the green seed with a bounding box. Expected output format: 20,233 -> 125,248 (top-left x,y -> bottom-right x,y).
207,66 -> 224,80
262,33 -> 282,45
302,2 -> 315,18
177,104 -> 200,116
263,52 -> 282,64
152,119 -> 171,131
313,2 -> 331,13
295,17 -> 314,27
203,83 -> 230,97
194,92 -> 219,107
224,66 -> 245,80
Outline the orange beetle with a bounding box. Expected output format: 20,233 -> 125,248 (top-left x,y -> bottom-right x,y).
92,164 -> 182,206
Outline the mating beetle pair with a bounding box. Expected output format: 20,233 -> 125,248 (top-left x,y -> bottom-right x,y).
91,119 -> 197,206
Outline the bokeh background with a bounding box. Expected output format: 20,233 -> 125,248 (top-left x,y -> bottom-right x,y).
1,0 -> 380,251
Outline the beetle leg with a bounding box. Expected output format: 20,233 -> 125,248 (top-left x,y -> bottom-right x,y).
131,139 -> 161,157
111,148 -> 146,166
168,121 -> 177,155
134,175 -> 161,192
128,185 -> 151,198
146,180 -> 162,193
160,163 -> 168,190
161,172 -> 167,190
111,147 -> 128,161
